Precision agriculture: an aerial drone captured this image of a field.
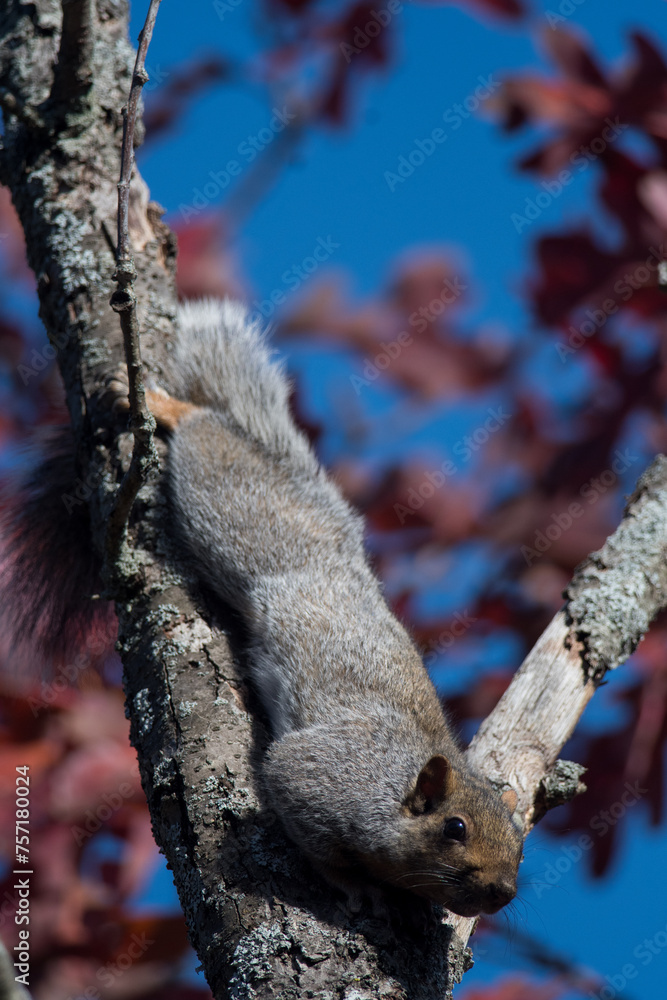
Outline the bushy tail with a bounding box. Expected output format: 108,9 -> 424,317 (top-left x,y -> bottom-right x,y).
0,425 -> 116,673
167,299 -> 313,466
0,299 -> 305,673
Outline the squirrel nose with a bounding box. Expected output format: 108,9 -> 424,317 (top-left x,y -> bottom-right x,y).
486,879 -> 516,911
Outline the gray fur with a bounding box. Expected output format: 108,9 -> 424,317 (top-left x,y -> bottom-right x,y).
164,299 -> 523,915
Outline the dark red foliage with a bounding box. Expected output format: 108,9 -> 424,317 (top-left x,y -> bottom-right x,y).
458,0 -> 525,18
496,30 -> 667,170
172,216 -> 243,301
0,685 -> 211,998
270,0 -> 525,19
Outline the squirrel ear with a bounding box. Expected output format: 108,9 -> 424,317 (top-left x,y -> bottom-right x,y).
501,788 -> 518,814
405,755 -> 455,814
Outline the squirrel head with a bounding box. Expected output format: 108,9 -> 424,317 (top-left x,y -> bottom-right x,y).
364,754 -> 523,917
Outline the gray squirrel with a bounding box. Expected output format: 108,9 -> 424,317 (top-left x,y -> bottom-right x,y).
1,298 -> 523,916
149,299 -> 523,916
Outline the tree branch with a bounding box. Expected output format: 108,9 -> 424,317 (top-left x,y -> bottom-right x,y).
566,455 -> 667,677
450,455 -> 667,950
106,0 -> 162,576
2,3 -> 667,999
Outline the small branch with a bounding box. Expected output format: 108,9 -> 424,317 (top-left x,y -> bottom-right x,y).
106,0 -> 163,573
116,0 -> 163,264
533,758 -> 587,824
49,0 -> 95,114
105,285 -> 158,572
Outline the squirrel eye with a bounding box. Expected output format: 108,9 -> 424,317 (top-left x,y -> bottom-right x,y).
443,817 -> 467,842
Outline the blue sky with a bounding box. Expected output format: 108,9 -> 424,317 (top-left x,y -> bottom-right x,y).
130,2 -> 667,996
134,0 -> 667,331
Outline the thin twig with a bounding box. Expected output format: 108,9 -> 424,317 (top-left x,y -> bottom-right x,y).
116,0 -> 163,263
107,0 -> 163,574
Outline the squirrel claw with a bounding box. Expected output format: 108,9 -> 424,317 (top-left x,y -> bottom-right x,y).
102,369 -> 130,414
343,888 -> 364,916
367,886 -> 391,921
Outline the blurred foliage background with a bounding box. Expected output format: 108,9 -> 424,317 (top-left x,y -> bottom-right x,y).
2,0 -> 667,997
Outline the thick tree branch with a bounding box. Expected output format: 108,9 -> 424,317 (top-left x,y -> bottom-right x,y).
566,455 -> 667,676
2,3 -> 667,999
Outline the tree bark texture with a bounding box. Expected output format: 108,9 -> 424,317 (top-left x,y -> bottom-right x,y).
1,4 -> 667,998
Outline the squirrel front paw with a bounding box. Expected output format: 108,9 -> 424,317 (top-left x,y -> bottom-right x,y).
312,860 -> 390,921
342,883 -> 392,924
102,368 -> 131,416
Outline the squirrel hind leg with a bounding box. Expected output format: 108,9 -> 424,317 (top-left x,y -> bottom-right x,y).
145,388 -> 201,433
103,369 -> 201,433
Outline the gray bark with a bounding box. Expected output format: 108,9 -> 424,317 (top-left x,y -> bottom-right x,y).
1,3 -> 666,998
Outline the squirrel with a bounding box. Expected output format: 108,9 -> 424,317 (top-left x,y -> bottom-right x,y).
1,298 -> 523,917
